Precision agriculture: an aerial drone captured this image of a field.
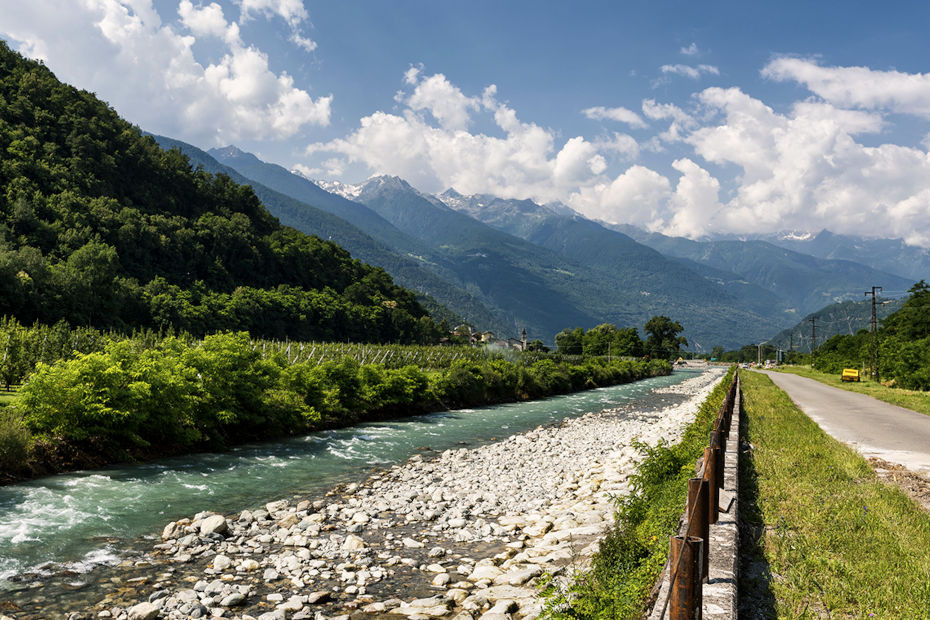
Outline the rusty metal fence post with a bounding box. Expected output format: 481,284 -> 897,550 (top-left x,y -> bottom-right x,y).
669,535 -> 703,619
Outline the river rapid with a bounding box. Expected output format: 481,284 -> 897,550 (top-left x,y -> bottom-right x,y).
0,367 -> 720,619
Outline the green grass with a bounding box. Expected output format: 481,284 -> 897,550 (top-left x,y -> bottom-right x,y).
739,371 -> 930,618
775,364 -> 930,416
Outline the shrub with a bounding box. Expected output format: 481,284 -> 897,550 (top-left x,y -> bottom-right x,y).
0,407 -> 30,473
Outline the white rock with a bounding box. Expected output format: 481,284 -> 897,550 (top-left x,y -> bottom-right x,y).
127,602 -> 160,620
239,559 -> 260,571
468,565 -> 503,581
199,514 -> 228,536
342,534 -> 367,550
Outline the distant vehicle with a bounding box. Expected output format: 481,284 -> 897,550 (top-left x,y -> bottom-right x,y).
841,368 -> 861,382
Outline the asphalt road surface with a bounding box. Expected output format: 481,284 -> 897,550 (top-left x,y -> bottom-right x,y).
759,370 -> 930,476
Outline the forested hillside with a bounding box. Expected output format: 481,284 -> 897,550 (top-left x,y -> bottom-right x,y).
0,41 -> 439,343
155,137 -> 507,334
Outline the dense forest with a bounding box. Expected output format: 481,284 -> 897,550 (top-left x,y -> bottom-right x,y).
0,41 -> 440,343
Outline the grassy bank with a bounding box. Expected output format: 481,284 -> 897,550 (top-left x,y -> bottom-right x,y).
539,366 -> 735,618
739,371 -> 930,617
776,365 -> 930,416
0,332 -> 670,481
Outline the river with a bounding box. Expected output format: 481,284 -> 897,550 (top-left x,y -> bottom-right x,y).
0,369 -> 700,591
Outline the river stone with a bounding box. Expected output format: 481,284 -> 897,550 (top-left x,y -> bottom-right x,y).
239,559 -> 260,571
468,565 -> 502,581
278,596 -> 306,612
212,555 -> 232,571
221,592 -> 246,607
277,514 -> 300,528
127,602 -> 160,620
343,534 -> 366,550
402,537 -> 424,548
487,599 -> 519,614
496,566 -> 541,586
266,500 -> 288,514
161,521 -> 181,540
199,515 -> 228,536
306,591 -> 331,604
431,573 -> 451,587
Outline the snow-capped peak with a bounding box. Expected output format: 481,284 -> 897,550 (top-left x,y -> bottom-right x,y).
310,178 -> 363,200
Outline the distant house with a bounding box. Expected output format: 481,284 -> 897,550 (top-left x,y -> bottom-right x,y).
506,337 -> 524,350
480,331 -> 496,343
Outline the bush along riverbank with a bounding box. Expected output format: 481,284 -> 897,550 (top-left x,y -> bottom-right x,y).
539,365 -> 735,619
0,331 -> 670,480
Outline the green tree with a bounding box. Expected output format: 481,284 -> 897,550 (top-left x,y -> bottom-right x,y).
555,327 -> 584,355
644,316 -> 687,360
614,327 -> 644,357
582,323 -> 619,356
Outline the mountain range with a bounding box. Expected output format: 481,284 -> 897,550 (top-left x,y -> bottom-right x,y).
165,142 -> 924,350
206,150 -> 790,349
613,226 -> 913,318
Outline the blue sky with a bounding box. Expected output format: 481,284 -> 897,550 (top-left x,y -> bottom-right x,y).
4,1 -> 930,244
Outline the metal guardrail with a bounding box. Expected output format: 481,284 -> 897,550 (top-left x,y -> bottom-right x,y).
657,370 -> 740,619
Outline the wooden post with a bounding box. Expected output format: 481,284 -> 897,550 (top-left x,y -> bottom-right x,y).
688,477 -> 710,580
669,535 -> 703,619
703,446 -> 718,525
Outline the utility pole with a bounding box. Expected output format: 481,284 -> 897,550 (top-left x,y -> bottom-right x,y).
865,286 -> 882,380
809,317 -> 817,368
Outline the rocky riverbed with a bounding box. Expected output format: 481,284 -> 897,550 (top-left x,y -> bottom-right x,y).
2,368 -> 724,620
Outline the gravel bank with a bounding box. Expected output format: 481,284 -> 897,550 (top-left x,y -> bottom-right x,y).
12,369 -> 724,620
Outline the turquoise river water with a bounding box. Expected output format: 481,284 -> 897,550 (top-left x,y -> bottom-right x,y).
0,370 -> 700,587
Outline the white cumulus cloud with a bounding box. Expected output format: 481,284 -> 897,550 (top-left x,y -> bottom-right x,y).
688,85 -> 930,244
0,0 -> 331,144
763,57 -> 930,119
582,106 -> 648,129
406,72 -> 480,131
238,0 -> 308,28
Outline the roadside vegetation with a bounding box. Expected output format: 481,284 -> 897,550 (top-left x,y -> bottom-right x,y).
739,371 -> 930,617
539,366 -> 735,618
775,365 -> 930,416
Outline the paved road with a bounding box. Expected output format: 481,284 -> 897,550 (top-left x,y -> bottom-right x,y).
759,370 -> 930,476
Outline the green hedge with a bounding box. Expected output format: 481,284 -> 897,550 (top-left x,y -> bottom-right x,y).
13,332 -> 670,455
